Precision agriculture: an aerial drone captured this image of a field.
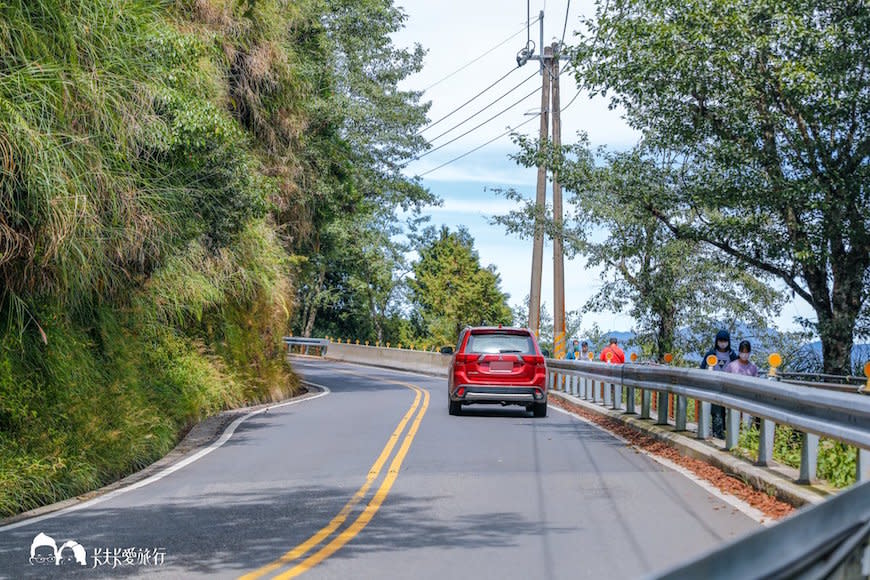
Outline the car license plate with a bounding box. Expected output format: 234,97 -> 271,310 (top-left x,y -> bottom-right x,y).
489,361 -> 512,372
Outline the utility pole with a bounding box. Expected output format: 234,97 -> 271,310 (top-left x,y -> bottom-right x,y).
528,44 -> 552,338
550,42 -> 566,360
517,12 -> 569,354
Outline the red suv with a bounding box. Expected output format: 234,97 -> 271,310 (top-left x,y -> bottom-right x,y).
446,326 -> 548,417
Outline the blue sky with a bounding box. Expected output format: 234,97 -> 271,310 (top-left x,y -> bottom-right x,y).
391,0 -> 816,334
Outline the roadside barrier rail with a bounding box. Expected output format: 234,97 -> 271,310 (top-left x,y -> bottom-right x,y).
653,479 -> 870,579
545,359 -> 870,483
283,337 -> 329,356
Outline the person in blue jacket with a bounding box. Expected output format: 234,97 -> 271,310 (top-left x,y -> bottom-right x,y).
700,329 -> 737,438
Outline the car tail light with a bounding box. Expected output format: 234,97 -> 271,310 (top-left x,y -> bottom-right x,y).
525,355 -> 545,366
455,353 -> 477,364
456,387 -> 466,397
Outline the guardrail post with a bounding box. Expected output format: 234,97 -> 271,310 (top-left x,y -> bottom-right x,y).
625,385 -> 636,414
858,448 -> 870,483
571,374 -> 578,396
603,381 -> 612,407
757,419 -> 774,466
656,391 -> 669,425
725,408 -> 740,450
640,389 -> 651,419
613,383 -> 622,410
675,396 -> 687,431
797,433 -> 818,484
696,401 -> 711,439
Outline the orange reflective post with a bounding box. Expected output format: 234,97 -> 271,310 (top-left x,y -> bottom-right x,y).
768,353 -> 783,379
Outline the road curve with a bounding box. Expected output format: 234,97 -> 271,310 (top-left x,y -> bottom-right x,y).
0,358 -> 759,579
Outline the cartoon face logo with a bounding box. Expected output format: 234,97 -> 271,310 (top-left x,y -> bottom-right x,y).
57,541 -> 87,566
29,532 -> 57,565
29,533 -> 86,566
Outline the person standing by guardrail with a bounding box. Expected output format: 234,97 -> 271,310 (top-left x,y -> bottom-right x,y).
600,337 -> 625,364
724,340 -> 758,377
566,339 -> 581,360
701,329 -> 738,438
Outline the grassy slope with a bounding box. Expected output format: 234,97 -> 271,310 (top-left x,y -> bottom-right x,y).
0,0 -> 309,517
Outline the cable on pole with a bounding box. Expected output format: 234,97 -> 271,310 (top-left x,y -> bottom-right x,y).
418,114 -> 542,178
560,0 -> 572,46
427,69 -> 539,144
418,67 -> 519,135
422,16 -> 540,93
416,85 -> 541,160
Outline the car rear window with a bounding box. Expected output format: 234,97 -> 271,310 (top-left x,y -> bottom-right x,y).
465,332 -> 535,354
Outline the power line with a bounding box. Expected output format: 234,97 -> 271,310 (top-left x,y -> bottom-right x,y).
422,16 -> 540,93
560,0 -> 572,46
418,114 -> 542,178
559,0 -> 612,114
416,85 -> 541,160
418,67 -> 519,135
427,69 -> 539,144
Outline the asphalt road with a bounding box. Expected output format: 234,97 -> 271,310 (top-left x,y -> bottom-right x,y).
0,359 -> 760,579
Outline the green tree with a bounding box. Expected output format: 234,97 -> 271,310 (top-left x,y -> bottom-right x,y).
495,141 -> 782,362
276,0 -> 436,340
409,226 -> 512,346
571,0 -> 870,374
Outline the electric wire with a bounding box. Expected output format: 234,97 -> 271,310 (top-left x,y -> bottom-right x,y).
418,113 -> 542,177
560,0 -> 572,46
416,85 -> 541,160
418,67 -> 519,135
422,16 -> 540,93
427,69 -> 539,144
559,0 -> 611,114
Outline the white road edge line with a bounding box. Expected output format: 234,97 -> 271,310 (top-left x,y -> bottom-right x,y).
550,405 -> 773,527
0,384 -> 331,532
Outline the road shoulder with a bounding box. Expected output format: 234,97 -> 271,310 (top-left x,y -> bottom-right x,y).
0,385 -> 327,529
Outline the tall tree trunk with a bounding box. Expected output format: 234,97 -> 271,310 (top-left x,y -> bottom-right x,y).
805,244 -> 864,375
302,268 -> 326,338
656,306 -> 676,364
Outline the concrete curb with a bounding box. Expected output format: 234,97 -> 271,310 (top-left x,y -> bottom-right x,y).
0,385 -> 325,528
550,390 -> 833,508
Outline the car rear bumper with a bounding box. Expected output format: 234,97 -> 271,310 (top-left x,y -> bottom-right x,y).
451,385 -> 547,404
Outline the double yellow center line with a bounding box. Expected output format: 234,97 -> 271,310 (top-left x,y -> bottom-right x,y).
240,371 -> 430,579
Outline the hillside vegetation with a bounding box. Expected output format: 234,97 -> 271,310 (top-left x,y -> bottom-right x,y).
0,0 -> 428,517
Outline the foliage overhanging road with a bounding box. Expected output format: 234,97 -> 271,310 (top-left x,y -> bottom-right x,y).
0,359 -> 759,579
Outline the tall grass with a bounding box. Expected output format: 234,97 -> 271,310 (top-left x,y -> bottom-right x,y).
0,0 -> 305,516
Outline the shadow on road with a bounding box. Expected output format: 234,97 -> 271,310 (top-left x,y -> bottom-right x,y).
0,483 -> 576,579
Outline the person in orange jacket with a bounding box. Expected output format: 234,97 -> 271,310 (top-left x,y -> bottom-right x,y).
599,337 -> 625,364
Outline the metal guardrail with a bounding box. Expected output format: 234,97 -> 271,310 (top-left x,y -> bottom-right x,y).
545,359 -> 870,484
779,371 -> 867,395
653,479 -> 870,579
781,371 -> 866,385
283,337 -> 329,356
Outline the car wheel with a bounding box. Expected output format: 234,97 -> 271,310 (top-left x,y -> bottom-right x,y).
449,400 -> 462,416
532,401 -> 547,418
